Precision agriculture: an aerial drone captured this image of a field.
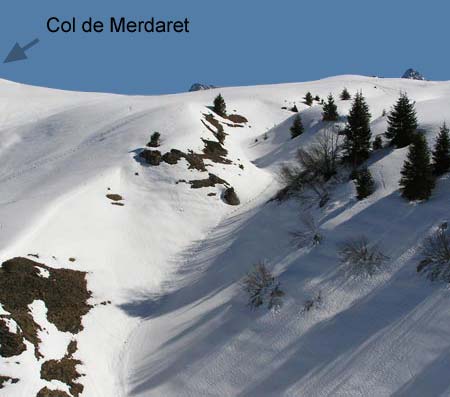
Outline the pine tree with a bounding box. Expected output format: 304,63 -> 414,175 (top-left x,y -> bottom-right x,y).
340,88 -> 351,100
400,133 -> 435,201
314,95 -> 320,102
354,168 -> 375,200
373,136 -> 383,150
343,92 -> 371,166
290,114 -> 304,139
304,92 -> 313,106
322,94 -> 339,121
213,94 -> 227,117
386,92 -> 418,148
432,122 -> 450,176
147,131 -> 161,147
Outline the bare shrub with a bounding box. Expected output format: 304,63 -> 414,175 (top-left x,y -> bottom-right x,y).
290,213 -> 323,248
417,227 -> 450,282
338,236 -> 388,276
297,128 -> 340,181
277,128 -> 341,205
242,262 -> 284,311
301,291 -> 323,314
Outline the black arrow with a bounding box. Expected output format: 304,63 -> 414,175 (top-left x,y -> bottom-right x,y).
4,38 -> 40,63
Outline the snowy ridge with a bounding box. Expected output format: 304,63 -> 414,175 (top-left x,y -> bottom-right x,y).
0,75 -> 449,396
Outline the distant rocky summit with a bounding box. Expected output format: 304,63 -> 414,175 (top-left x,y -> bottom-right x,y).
402,68 -> 426,81
189,83 -> 217,92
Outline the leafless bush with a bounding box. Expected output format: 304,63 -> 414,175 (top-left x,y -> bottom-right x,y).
301,291 -> 323,314
277,129 -> 340,205
417,227 -> 450,282
297,128 -> 341,181
290,213 -> 323,248
338,236 -> 388,276
242,262 -> 285,311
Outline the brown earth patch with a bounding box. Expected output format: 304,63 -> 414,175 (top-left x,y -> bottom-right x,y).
189,173 -> 229,189
41,357 -> 83,397
202,113 -> 226,144
0,375 -> 19,389
37,387 -> 71,397
226,114 -> 248,124
0,317 -> 26,357
106,194 -> 123,202
201,139 -> 231,164
0,257 -> 91,358
66,340 -> 77,357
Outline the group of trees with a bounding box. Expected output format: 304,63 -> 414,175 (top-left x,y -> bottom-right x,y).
288,88 -> 450,202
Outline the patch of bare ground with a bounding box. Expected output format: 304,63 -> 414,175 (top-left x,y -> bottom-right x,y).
106,194 -> 123,202
0,317 -> 26,357
201,139 -> 231,164
0,257 -> 91,359
201,113 -> 226,144
36,387 -> 71,397
226,114 -> 248,124
0,375 -> 19,389
41,357 -> 83,397
138,139 -> 231,170
188,173 -> 229,189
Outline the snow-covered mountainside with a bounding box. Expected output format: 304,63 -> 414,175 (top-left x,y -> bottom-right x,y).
0,75 -> 450,397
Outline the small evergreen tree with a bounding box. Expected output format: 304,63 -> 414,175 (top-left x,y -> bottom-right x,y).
354,168 -> 375,200
343,92 -> 371,166
432,122 -> 450,176
304,92 -> 313,106
213,94 -> 227,117
290,114 -> 304,139
314,95 -> 320,102
322,94 -> 339,121
373,136 -> 383,150
400,133 -> 435,201
147,131 -> 161,147
290,104 -> 299,113
386,92 -> 418,148
340,88 -> 351,100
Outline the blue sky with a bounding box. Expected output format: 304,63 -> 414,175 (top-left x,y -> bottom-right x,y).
0,0 -> 448,94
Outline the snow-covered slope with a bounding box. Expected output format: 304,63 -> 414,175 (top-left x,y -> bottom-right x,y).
0,75 -> 450,397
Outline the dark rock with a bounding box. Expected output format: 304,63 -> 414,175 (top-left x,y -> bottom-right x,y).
139,149 -> 162,166
401,68 -> 425,81
223,187 -> 240,205
189,83 -> 217,92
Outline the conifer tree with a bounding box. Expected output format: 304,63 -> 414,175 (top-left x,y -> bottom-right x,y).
290,114 -> 304,139
340,88 -> 351,100
213,94 -> 227,117
304,92 -> 313,106
373,136 -> 383,150
322,94 -> 339,121
432,122 -> 450,176
354,168 -> 375,200
314,95 -> 320,102
343,92 -> 371,166
148,131 -> 161,147
400,133 -> 435,201
386,92 -> 418,148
